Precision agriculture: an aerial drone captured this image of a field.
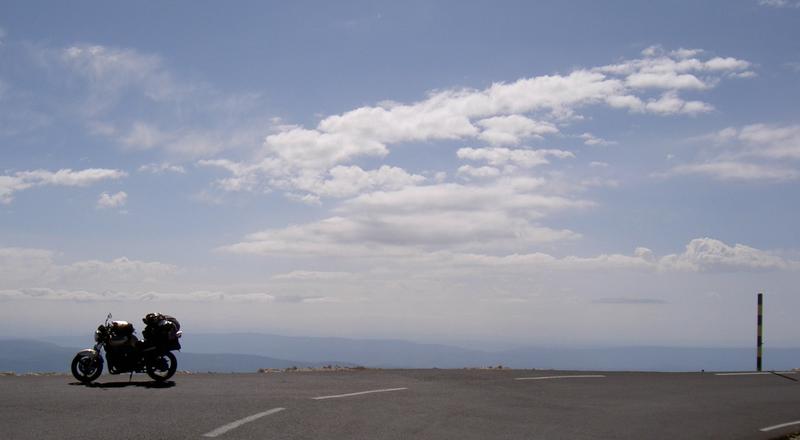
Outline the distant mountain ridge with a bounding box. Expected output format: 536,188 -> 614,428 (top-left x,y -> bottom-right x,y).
182,333 -> 800,371
10,333 -> 800,373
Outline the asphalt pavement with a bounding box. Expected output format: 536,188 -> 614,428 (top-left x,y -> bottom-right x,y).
1,369 -> 799,439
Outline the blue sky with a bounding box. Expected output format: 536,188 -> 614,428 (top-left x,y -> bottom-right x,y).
1,0 -> 799,348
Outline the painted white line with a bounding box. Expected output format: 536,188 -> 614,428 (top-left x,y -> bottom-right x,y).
715,371 -> 796,376
312,387 -> 408,400
202,407 -> 285,438
760,420 -> 800,432
515,375 -> 606,381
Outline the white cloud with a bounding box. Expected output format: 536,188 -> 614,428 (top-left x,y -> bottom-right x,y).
663,161 -> 799,181
457,165 -> 501,179
61,45 -> 186,107
271,271 -> 355,280
0,247 -> 177,289
662,123 -> 800,182
195,47 -> 750,202
223,214 -> 580,257
0,248 -> 56,285
660,238 -> 790,271
736,124 -> 800,159
120,122 -> 170,150
0,288 -> 277,303
626,71 -> 708,90
138,162 -> 186,174
199,160 -> 425,199
580,133 -> 617,146
223,178 -> 592,256
15,168 -> 127,187
448,238 -> 794,273
96,191 -> 128,209
0,168 -> 127,204
670,48 -> 704,59
645,92 -> 713,115
46,44 -> 275,159
223,227 -> 796,279
757,0 -> 800,8
457,147 -> 574,168
289,165 -> 426,199
476,115 -> 558,145
57,257 -> 176,283
2,237 -> 793,307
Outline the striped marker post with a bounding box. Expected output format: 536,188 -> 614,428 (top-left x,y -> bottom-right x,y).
757,292 -> 763,372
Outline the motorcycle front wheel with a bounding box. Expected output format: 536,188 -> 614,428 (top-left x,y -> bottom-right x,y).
146,351 -> 177,382
71,352 -> 104,383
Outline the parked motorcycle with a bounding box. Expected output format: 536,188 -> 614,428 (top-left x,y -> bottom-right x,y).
71,313 -> 182,383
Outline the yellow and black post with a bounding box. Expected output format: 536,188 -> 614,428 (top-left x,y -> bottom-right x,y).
757,292 -> 763,372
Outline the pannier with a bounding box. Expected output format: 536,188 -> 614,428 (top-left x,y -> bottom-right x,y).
142,312 -> 181,351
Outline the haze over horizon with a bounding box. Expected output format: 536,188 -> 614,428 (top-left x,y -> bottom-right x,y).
1,1 -> 799,351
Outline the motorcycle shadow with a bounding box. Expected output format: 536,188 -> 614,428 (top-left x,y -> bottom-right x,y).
70,380 -> 175,389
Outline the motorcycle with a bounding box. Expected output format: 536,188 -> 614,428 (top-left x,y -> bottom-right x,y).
71,313 -> 182,383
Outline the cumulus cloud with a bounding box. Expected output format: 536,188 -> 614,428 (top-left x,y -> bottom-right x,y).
439,237 -> 795,274
660,238 -> 791,271
196,47 -> 749,202
221,222 -> 797,279
476,115 -> 558,145
734,123 -> 800,159
644,91 -> 713,115
290,165 -> 426,199
0,247 -> 177,290
97,191 -> 127,209
2,238 -> 793,305
457,165 -> 502,179
457,147 -> 574,168
222,177 -> 594,256
199,160 -> 426,199
662,123 -> 800,182
0,168 -> 127,204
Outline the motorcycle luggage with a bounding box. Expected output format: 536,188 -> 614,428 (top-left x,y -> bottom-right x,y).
141,312 -> 182,351
111,320 -> 134,337
143,313 -> 180,331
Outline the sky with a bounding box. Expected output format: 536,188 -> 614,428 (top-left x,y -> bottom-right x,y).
0,0 -> 799,349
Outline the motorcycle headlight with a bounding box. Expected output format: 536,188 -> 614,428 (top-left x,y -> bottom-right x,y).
94,330 -> 102,342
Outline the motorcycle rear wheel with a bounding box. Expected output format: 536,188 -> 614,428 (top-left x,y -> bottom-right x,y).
71,352 -> 104,383
146,351 -> 177,382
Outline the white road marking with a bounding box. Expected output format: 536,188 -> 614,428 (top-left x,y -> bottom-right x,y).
760,420 -> 800,432
312,387 -> 408,400
202,407 -> 285,438
715,372 -> 796,376
515,375 -> 606,381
